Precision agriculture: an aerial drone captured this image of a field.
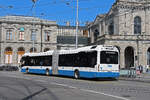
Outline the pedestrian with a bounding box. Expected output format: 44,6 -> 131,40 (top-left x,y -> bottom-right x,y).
136,70 -> 141,76
139,65 -> 143,73
146,65 -> 149,72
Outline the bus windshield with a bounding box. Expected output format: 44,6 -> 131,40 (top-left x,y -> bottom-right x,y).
100,51 -> 118,64
20,56 -> 29,67
20,57 -> 26,67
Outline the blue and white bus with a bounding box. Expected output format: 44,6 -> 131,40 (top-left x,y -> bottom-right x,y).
20,45 -> 119,79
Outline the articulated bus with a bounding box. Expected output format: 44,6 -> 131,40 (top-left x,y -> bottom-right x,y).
20,45 -> 119,79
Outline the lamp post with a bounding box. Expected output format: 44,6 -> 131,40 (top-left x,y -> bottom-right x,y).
75,0 -> 79,49
40,13 -> 44,52
31,0 -> 37,53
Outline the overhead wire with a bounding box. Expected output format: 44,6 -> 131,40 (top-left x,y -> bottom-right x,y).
0,0 -> 116,25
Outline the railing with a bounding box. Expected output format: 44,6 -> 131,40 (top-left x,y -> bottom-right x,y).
120,68 -> 136,78
97,34 -> 150,41
120,67 -> 150,79
0,63 -> 19,71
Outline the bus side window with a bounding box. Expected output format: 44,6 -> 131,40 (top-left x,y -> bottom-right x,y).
73,54 -> 79,67
40,61 -> 43,66
91,57 -> 96,67
88,51 -> 97,68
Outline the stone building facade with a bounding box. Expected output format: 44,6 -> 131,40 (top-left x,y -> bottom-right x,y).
0,15 -> 57,66
0,15 -> 88,67
88,0 -> 150,69
57,25 -> 89,50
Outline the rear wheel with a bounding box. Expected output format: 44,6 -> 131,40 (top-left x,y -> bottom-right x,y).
46,69 -> 50,76
74,70 -> 80,79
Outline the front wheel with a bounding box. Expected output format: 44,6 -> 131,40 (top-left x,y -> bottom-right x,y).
26,68 -> 29,73
74,70 -> 80,79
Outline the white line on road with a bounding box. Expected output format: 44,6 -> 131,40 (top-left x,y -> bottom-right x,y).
80,88 -> 130,100
22,78 -> 130,100
49,82 -> 130,100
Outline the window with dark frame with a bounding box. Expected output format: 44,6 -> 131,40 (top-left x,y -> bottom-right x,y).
22,56 -> 52,66
58,51 -> 97,68
100,51 -> 118,64
134,16 -> 141,34
6,29 -> 13,40
45,30 -> 51,41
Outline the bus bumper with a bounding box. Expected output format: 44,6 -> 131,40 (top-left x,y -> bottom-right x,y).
95,72 -> 120,78
79,71 -> 120,78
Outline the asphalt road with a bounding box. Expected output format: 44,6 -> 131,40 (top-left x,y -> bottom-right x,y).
0,72 -> 150,100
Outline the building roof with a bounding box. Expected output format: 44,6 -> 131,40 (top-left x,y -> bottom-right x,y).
57,36 -> 89,45
0,15 -> 57,25
58,25 -> 87,30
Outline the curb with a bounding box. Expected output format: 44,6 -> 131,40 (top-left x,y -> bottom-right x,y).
119,77 -> 150,83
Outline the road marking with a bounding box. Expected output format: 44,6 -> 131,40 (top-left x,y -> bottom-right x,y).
0,72 -> 130,100
51,82 -> 78,89
49,82 -> 130,100
80,88 -> 130,100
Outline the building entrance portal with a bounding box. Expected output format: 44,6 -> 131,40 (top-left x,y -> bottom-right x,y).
5,47 -> 13,64
125,47 -> 134,69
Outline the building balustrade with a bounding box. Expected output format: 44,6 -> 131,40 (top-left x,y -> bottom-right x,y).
97,34 -> 150,41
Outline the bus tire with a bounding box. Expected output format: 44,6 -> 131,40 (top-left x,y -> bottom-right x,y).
74,70 -> 80,79
46,69 -> 50,76
26,68 -> 29,73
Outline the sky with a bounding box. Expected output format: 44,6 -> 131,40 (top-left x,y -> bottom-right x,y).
0,0 -> 115,26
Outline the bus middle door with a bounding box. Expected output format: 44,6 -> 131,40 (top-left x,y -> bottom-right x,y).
52,50 -> 59,75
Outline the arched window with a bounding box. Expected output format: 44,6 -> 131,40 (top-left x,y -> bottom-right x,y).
125,46 -> 134,69
134,16 -> 141,34
5,47 -> 13,64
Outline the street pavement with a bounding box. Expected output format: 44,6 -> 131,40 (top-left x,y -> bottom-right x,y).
0,71 -> 126,100
1,71 -> 150,100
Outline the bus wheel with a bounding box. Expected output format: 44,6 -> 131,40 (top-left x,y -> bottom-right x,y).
46,69 -> 50,76
26,68 -> 29,73
74,70 -> 80,79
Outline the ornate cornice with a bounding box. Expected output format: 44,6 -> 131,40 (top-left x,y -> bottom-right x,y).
0,15 -> 57,26
116,4 -> 150,11
114,0 -> 150,11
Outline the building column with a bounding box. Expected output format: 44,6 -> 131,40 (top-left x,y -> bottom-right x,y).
99,23 -> 101,36
13,48 -> 18,65
90,28 -> 94,43
140,44 -> 149,70
120,49 -> 125,68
